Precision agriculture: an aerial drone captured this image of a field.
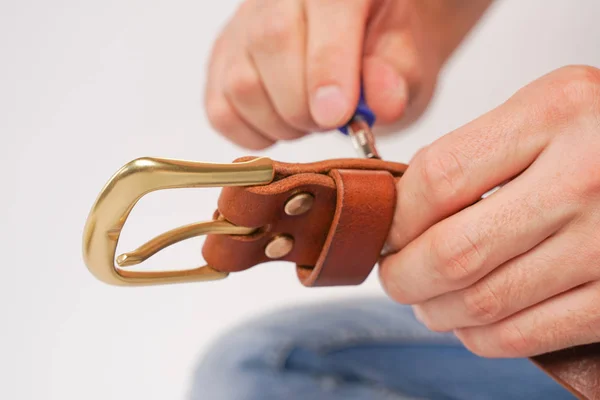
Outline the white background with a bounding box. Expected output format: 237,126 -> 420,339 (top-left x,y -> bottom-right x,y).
2,1 -> 599,399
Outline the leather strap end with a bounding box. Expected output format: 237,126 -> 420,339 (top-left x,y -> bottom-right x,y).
296,169 -> 396,287
531,344 -> 600,399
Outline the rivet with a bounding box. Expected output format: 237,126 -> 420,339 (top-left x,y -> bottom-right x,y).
265,235 -> 294,259
284,193 -> 314,216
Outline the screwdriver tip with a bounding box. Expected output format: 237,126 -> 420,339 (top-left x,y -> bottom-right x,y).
347,118 -> 380,159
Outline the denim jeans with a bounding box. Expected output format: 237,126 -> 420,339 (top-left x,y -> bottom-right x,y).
190,296 -> 573,399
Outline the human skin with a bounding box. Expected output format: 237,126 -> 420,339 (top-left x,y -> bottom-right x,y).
204,1 -> 600,359
204,0 -> 492,149
380,65 -> 600,358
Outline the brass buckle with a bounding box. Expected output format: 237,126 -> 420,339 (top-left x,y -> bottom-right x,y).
82,156 -> 274,286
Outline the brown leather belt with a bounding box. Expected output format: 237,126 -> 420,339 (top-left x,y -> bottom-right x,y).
203,157 -> 401,287
82,156 -> 600,399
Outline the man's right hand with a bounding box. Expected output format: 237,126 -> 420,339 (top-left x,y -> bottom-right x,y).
204,0 -> 493,150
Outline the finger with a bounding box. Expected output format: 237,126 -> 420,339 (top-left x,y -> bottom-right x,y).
205,95 -> 275,150
222,53 -> 306,141
362,0 -> 415,124
455,280 -> 600,358
204,15 -> 274,150
386,71 -> 569,252
246,0 -> 317,132
305,0 -> 371,128
380,156 -> 578,304
414,224 -> 599,331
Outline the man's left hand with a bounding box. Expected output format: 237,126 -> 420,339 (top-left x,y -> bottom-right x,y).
380,65 -> 600,358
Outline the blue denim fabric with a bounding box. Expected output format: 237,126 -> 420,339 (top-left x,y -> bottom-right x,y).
189,296 -> 574,400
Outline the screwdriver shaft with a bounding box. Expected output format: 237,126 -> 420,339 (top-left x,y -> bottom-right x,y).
347,117 -> 380,159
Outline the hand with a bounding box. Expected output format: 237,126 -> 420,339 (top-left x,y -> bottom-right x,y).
380,65 -> 600,358
204,0 -> 492,149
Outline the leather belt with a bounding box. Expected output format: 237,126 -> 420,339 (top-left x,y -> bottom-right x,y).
202,157 -> 401,287
82,155 -> 600,399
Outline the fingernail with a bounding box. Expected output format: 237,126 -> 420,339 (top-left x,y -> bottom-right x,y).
311,85 -> 349,128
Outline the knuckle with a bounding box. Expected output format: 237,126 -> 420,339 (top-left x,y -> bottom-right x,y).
495,322 -> 535,357
224,68 -> 260,98
546,65 -> 600,117
565,171 -> 600,207
462,284 -> 503,324
205,100 -> 234,133
248,6 -> 295,52
430,228 -> 484,285
417,146 -> 466,207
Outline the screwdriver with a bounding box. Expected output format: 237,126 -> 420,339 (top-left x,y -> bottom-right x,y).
337,89 -> 380,159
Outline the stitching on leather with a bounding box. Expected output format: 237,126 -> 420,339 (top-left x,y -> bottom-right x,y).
307,169 -> 345,285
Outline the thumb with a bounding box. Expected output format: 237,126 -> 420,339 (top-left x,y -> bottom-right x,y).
304,0 -> 371,129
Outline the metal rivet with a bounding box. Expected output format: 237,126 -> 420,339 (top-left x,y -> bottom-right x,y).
265,235 -> 294,259
284,193 -> 314,216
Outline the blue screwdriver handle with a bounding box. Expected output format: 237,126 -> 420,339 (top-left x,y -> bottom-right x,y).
336,87 -> 380,159
337,88 -> 376,135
